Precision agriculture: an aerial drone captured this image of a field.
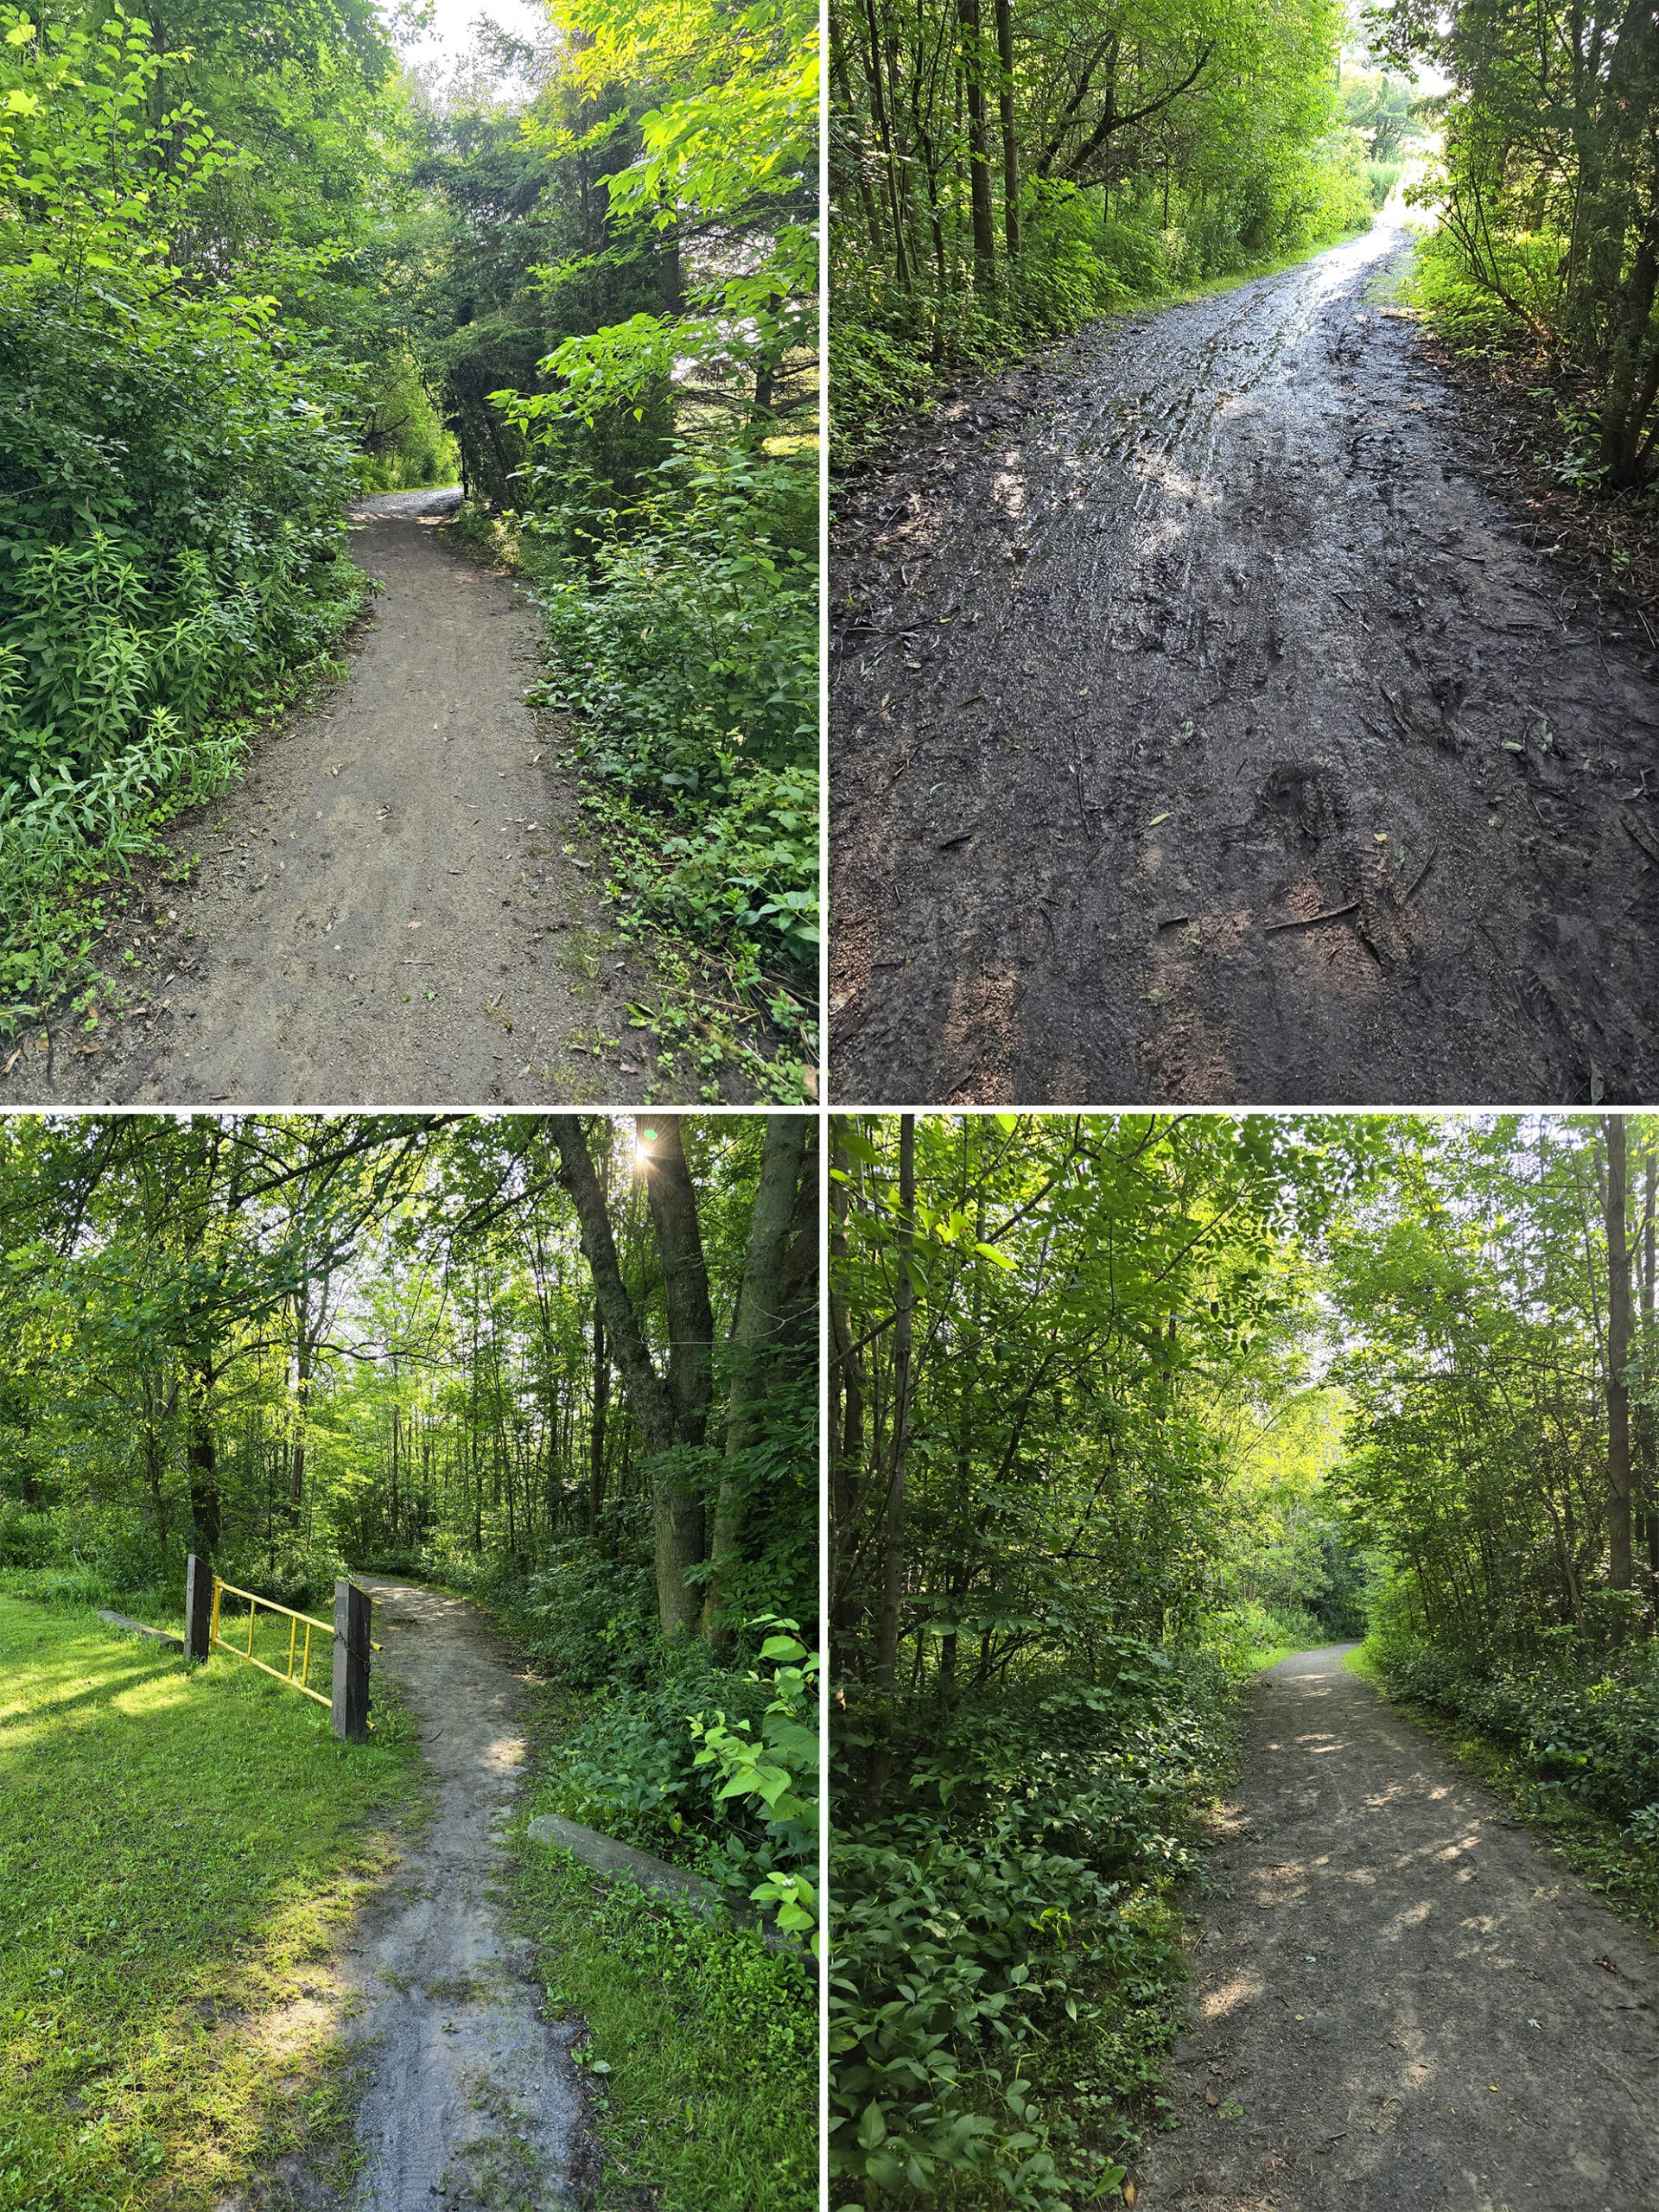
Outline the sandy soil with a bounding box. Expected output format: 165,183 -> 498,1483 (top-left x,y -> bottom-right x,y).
338,1577 -> 594,2210
1134,1645 -> 1659,2211
3,490 -> 652,1108
829,223 -> 1659,1104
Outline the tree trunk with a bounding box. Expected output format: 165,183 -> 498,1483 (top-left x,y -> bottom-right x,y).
642,1116 -> 715,1451
994,0 -> 1020,254
187,1366 -> 221,1553
1641,1141 -> 1658,1594
867,1116 -> 916,1811
550,1118 -> 700,1636
551,1122 -> 676,1457
1605,1114 -> 1634,1592
589,1309 -> 609,1538
702,1116 -> 811,1648
957,0 -> 997,284
640,1115 -> 715,1634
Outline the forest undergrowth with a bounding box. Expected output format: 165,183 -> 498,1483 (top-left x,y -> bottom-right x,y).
0,0 -> 820,1090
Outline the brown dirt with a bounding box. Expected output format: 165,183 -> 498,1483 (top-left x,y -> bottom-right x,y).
0,490 -> 653,1108
1133,1645 -> 1659,2211
828,223 -> 1659,1104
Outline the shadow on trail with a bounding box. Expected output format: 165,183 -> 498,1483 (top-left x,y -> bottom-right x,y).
1135,1643 -> 1659,2210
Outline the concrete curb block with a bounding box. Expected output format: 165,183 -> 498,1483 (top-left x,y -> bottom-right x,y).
97,1609 -> 184,1652
525,1812 -> 801,1956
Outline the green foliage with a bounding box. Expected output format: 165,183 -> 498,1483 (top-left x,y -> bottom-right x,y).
520,444 -> 819,1020
508,1839 -> 817,2212
689,1620 -> 821,1943
831,1653 -> 1235,2209
0,5 -> 376,1016
1376,0 -> 1659,485
1372,1630 -> 1659,1840
356,354 -> 460,492
830,0 -> 1373,445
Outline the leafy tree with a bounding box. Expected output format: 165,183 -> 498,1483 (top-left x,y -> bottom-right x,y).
1375,0 -> 1659,486
830,0 -> 1372,433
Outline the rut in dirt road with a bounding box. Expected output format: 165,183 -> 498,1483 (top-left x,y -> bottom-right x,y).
6,490 -> 646,1109
830,222 -> 1659,1106
1135,1645 -> 1659,2212
338,1578 -> 594,2211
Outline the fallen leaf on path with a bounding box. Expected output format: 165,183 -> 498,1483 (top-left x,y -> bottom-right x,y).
1148,812 -> 1171,827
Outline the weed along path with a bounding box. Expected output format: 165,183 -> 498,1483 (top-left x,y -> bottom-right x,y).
334,1576 -> 594,2210
7,489 -> 648,1109
1136,1645 -> 1659,2210
830,221 -> 1659,1105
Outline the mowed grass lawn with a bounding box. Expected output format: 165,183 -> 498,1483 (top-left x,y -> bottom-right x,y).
0,1593 -> 422,2212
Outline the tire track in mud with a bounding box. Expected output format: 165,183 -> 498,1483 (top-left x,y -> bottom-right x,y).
829,225 -> 1659,1104
1135,1646 -> 1659,2212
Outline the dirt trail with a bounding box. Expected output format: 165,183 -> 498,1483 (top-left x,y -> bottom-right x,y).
830,222 -> 1659,1104
337,1577 -> 593,2210
6,490 -> 648,1108
1135,1644 -> 1659,2211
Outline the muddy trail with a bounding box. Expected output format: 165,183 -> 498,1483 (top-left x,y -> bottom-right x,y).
1135,1645 -> 1659,2211
4,490 -> 649,1109
335,1577 -> 594,2210
830,223 -> 1659,1104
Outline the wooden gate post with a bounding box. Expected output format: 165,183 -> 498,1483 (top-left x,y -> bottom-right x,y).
332,1580 -> 372,1742
184,1554 -> 213,1664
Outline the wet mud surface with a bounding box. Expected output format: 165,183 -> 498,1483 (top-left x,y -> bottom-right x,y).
340,1578 -> 595,2210
830,226 -> 1659,1103
3,490 -> 649,1109
1135,1646 -> 1659,2211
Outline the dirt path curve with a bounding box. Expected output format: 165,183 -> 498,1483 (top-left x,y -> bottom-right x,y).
7,490 -> 647,1108
830,222 -> 1659,1104
337,1577 -> 594,2210
1135,1644 -> 1659,2211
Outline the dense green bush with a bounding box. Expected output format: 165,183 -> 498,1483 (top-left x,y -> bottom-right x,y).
519,445 -> 819,1001
0,8 -> 373,1019
831,1645 -> 1237,2210
1374,1630 -> 1659,1833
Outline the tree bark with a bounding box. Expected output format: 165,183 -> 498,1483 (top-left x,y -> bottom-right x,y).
1640,1140 -> 1657,1592
1605,1114 -> 1634,1592
550,1117 -> 708,1636
701,1116 -> 812,1648
957,0 -> 997,284
994,0 -> 1020,254
187,1364 -> 221,1553
551,1121 -> 677,1457
589,1308 -> 609,1538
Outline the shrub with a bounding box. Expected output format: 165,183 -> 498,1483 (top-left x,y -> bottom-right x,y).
1374,1630 -> 1659,1833
832,1642 -> 1237,2207
518,442 -> 819,1001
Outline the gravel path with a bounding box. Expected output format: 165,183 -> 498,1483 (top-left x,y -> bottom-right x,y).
339,1577 -> 594,2211
1135,1645 -> 1659,2210
3,489 -> 651,1107
830,222 -> 1659,1103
